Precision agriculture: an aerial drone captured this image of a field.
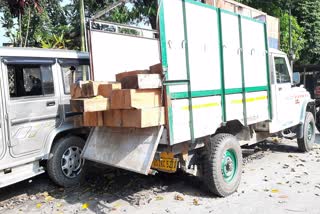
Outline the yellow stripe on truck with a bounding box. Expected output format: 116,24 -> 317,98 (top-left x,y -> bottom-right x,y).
231,96 -> 267,104
181,102 -> 220,110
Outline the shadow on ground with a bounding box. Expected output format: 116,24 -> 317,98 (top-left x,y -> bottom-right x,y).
0,134 -> 318,213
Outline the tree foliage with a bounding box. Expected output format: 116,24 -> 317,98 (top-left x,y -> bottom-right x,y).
1,0 -> 319,64
293,0 -> 320,64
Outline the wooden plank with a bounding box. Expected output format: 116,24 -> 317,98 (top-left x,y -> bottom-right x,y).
149,63 -> 163,74
204,0 -> 215,6
70,81 -> 89,99
120,74 -> 162,89
83,112 -> 104,126
110,89 -> 162,109
82,81 -> 109,97
70,98 -> 110,112
103,110 -> 122,127
122,107 -> 165,128
98,82 -> 122,98
115,70 -> 149,82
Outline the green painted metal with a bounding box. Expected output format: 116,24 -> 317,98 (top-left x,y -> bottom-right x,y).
163,80 -> 190,86
263,23 -> 273,120
220,8 -> 238,17
225,88 -> 242,95
221,149 -> 237,183
170,86 -> 269,99
158,0 -> 174,144
217,8 -> 227,123
171,90 -> 221,99
182,0 -> 195,143
245,86 -> 268,92
238,15 -> 247,126
241,14 -> 265,24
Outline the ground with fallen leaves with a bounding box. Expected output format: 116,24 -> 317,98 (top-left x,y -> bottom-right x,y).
1,137 -> 320,214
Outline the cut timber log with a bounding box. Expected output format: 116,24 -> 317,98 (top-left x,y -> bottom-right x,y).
115,70 -> 149,82
120,74 -> 162,89
110,89 -> 162,109
83,81 -> 109,97
70,81 -> 88,99
103,107 -> 165,128
149,63 -> 163,74
83,112 -> 104,126
103,110 -> 122,127
71,97 -> 110,112
98,82 -> 122,98
122,107 -> 165,128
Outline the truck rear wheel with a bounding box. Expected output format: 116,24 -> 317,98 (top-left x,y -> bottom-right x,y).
315,111 -> 320,132
47,136 -> 86,187
297,112 -> 315,152
201,133 -> 242,197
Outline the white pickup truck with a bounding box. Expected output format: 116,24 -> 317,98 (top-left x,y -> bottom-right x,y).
82,0 -> 316,197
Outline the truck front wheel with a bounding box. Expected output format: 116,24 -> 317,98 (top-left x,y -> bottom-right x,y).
47,136 -> 86,187
297,112 -> 315,152
201,133 -> 242,197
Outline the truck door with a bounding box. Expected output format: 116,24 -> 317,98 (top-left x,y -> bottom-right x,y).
270,53 -> 294,132
0,61 -> 6,160
3,58 -> 61,157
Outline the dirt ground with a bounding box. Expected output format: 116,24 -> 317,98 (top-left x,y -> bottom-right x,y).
1,137 -> 320,214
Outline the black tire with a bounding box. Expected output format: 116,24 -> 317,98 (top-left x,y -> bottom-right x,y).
47,136 -> 86,187
316,111 -> 320,132
297,112 -> 315,152
201,133 -> 242,197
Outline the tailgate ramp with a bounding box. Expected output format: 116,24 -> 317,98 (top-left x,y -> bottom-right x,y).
82,126 -> 164,175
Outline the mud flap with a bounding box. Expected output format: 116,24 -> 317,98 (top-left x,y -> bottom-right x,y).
82,126 -> 164,175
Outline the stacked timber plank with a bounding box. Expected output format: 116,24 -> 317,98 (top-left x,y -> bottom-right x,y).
70,64 -> 165,128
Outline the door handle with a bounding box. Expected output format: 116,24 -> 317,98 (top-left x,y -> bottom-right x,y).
46,101 -> 56,107
278,87 -> 282,91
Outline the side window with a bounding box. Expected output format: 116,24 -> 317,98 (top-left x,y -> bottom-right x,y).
7,64 -> 54,98
61,64 -> 90,94
274,57 -> 291,84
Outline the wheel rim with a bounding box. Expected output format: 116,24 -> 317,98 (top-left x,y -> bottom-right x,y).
307,121 -> 314,143
221,149 -> 237,183
61,146 -> 83,178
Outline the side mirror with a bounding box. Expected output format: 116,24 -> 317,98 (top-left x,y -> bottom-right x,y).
293,72 -> 300,85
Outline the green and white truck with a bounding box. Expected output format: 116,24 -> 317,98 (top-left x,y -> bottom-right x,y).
82,0 -> 316,197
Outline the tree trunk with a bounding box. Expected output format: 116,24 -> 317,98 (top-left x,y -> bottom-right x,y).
24,7 -> 31,47
19,10 -> 23,47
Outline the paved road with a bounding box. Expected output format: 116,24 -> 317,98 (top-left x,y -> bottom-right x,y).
0,137 -> 320,214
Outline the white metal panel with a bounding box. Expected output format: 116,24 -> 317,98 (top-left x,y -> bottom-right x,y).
162,0 -> 187,85
245,91 -> 269,124
90,31 -> 160,81
185,4 -> 221,91
221,13 -> 242,89
171,96 -> 222,144
225,93 -> 244,122
226,91 -> 269,125
241,19 -> 267,88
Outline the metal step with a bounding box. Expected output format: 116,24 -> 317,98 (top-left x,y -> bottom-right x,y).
0,161 -> 44,188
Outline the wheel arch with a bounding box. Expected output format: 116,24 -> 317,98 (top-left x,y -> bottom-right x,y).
43,124 -> 90,160
296,99 -> 316,139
